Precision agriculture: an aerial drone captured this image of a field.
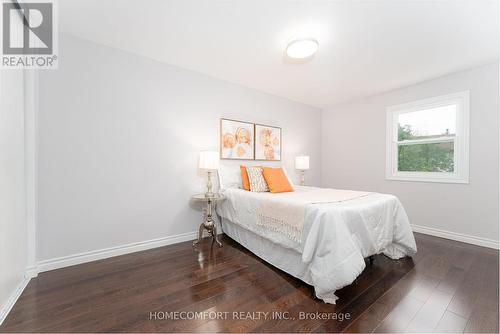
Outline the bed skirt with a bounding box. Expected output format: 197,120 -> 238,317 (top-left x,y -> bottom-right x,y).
222,217 -> 315,281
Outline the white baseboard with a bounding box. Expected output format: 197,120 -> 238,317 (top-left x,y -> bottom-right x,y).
37,230 -> 199,273
0,276 -> 31,326
411,224 -> 499,250
25,265 -> 39,279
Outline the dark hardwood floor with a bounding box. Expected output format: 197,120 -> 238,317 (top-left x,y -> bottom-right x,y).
1,233 -> 498,333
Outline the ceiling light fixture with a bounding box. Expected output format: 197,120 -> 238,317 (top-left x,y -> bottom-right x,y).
286,38 -> 319,59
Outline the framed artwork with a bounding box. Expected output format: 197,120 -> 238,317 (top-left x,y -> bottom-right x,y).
220,118 -> 255,160
255,124 -> 282,161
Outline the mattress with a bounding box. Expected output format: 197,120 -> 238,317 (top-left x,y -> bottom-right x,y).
217,186 -> 417,303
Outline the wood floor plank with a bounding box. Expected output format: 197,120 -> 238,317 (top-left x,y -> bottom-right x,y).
464,308 -> 499,333
435,310 -> 468,333
342,312 -> 380,333
373,295 -> 424,333
404,289 -> 454,332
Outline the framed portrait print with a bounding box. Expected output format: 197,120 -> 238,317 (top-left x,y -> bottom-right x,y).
255,124 -> 282,161
220,118 -> 255,160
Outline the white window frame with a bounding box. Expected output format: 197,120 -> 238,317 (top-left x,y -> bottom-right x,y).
386,91 -> 470,184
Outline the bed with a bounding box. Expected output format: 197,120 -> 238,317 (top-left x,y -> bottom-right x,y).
216,185 -> 417,304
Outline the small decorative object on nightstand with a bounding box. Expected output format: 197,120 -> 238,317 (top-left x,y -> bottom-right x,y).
192,193 -> 225,247
295,155 -> 310,186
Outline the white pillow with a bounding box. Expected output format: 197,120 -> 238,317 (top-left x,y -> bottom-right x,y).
282,167 -> 295,186
217,164 -> 242,191
247,167 -> 269,192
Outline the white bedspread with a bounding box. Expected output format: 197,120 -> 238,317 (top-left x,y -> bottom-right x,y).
217,186 -> 417,304
256,188 -> 370,243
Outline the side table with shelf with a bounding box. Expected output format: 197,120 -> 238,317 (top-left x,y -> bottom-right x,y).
191,193 -> 225,247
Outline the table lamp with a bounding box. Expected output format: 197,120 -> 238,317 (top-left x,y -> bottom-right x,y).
199,151 -> 220,197
295,155 -> 310,186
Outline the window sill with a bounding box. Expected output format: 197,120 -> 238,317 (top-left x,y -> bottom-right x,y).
386,173 -> 469,184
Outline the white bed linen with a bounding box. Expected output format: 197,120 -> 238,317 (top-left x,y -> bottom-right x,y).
217,186 -> 417,303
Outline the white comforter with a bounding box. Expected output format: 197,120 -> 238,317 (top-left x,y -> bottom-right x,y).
217,186 -> 417,303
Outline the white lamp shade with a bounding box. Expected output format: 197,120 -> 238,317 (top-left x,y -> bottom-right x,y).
295,156 -> 310,170
199,151 -> 220,170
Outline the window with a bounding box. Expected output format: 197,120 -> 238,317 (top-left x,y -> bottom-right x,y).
386,91 -> 470,183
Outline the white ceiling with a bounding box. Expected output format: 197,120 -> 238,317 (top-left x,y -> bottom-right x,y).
60,0 -> 499,108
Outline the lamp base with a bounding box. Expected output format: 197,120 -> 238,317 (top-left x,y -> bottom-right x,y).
205,171 -> 214,198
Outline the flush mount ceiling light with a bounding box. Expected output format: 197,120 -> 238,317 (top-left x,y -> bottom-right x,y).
286,38 -> 319,59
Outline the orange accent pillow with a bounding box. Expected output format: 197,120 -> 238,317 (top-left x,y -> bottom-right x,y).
261,167 -> 294,193
240,165 -> 250,191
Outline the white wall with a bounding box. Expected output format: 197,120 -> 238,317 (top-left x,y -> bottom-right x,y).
37,35 -> 322,262
0,70 -> 28,321
322,63 -> 499,243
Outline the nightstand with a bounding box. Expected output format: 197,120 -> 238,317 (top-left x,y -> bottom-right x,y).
192,193 -> 226,247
